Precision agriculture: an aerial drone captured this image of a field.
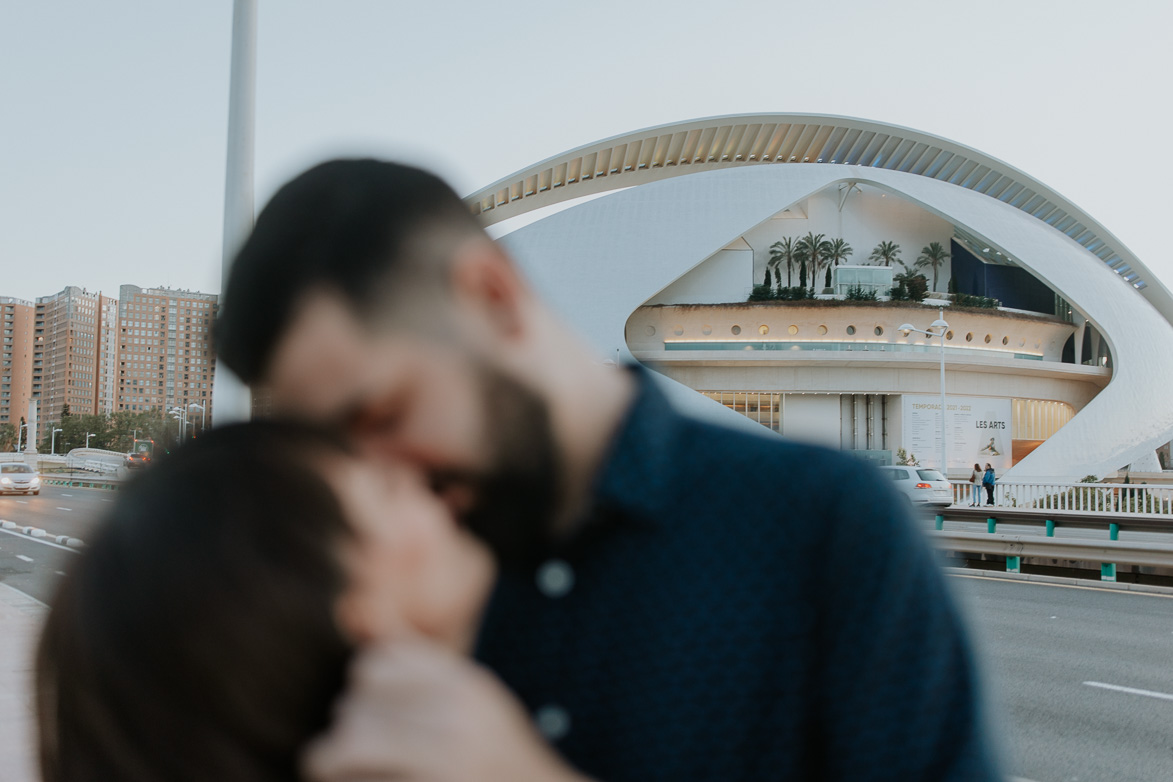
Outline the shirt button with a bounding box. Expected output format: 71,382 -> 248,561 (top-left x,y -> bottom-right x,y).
536,559 -> 574,598
535,704 -> 571,741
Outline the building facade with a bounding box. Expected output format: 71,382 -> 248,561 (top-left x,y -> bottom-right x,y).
115,285 -> 217,427
469,114 -> 1173,480
32,287 -> 115,427
2,284 -> 218,446
1,297 -> 36,432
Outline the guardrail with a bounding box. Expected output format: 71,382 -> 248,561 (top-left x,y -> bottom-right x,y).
929,530 -> 1173,568
932,505 -> 1172,582
951,480 -> 1173,517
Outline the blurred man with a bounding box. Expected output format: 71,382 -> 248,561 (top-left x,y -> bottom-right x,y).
216,159 -> 1001,782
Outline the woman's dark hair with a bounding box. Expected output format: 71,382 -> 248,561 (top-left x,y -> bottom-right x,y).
37,421 -> 356,782
973,463 -> 981,471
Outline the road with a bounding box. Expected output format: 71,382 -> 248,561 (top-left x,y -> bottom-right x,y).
2,498 -> 1171,781
0,484 -> 113,542
953,575 -> 1173,782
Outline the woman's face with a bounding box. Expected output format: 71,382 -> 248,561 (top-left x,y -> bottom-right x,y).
327,457 -> 496,653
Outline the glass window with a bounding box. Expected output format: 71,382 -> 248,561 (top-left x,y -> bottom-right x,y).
916,469 -> 946,482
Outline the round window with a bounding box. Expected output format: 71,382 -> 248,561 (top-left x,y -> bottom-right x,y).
787,325 -> 798,335
644,325 -> 656,336
945,330 -> 954,341
817,325 -> 828,335
701,325 -> 712,336
759,324 -> 770,335
1002,336 -> 1009,346
874,326 -> 884,336
731,325 -> 742,335
984,334 -> 992,344
965,332 -> 973,342
846,325 -> 856,336
673,325 -> 684,336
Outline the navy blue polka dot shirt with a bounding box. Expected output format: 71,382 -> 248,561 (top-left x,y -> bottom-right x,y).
475,372 -> 1002,781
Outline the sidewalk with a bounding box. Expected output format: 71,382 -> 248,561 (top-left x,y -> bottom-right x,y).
0,584 -> 44,782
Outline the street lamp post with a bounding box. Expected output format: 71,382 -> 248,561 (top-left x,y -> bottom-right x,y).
189,403 -> 206,436
51,428 -> 63,455
85,432 -> 95,449
169,407 -> 188,442
15,423 -> 26,453
899,308 -> 950,476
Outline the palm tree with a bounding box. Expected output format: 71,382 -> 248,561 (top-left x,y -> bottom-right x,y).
795,232 -> 830,292
825,238 -> 853,287
768,238 -> 796,288
916,241 -> 951,292
868,240 -> 901,267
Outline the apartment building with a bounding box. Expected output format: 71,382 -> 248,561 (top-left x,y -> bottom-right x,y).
116,285 -> 217,428
1,297 -> 36,429
33,287 -> 116,429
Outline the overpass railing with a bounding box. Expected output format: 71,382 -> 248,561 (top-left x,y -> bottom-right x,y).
951,480 -> 1173,517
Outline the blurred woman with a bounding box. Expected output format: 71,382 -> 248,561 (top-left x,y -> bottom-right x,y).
968,463 -> 982,506
36,421 -> 495,782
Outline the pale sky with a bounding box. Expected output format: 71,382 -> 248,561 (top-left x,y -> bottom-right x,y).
3,0 -> 1171,301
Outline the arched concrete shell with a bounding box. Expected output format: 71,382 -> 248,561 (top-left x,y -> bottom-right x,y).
469,114 -> 1173,324
497,164 -> 1173,481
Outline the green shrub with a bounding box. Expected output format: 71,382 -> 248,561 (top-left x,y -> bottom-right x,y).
845,285 -> 878,301
952,292 -> 1000,309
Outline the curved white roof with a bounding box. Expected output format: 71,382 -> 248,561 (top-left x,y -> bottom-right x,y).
467,113 -> 1173,323
495,162 -> 1173,480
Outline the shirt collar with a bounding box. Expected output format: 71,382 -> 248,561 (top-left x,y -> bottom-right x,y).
584,365 -> 684,529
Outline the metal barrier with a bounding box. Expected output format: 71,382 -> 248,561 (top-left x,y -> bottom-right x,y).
930,530 -> 1173,569
932,506 -> 1173,582
951,480 -> 1173,517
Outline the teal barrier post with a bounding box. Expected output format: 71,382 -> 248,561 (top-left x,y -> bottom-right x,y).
1006,555 -> 1021,574
987,517 -> 997,534
935,514 -> 944,531
1101,523 -> 1119,582
1045,519 -> 1055,536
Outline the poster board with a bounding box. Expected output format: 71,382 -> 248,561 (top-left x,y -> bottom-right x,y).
902,395 -> 1012,472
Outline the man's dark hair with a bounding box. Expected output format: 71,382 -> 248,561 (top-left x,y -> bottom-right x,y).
37,421 -> 355,782
215,159 -> 486,383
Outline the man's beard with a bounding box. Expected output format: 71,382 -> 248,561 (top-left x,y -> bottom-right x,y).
431,363 -> 561,572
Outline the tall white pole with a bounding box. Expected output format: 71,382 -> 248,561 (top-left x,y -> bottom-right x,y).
213,0 -> 257,426
938,307 -> 947,477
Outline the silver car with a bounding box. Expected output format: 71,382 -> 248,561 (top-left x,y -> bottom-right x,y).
0,462 -> 40,495
879,465 -> 952,508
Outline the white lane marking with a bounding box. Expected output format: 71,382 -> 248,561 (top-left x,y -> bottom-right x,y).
55,570 -> 66,576
56,507 -> 72,512
100,499 -> 112,503
16,554 -> 33,563
16,500 -> 27,504
61,493 -> 72,497
1084,681 -> 1173,702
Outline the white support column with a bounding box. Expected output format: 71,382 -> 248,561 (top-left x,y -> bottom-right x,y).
213,0 -> 257,426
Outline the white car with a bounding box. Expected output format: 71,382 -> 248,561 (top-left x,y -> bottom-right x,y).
879,465 -> 952,508
0,462 -> 41,495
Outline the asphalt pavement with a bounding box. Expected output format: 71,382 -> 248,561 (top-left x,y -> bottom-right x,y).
2,495 -> 1171,781
0,484 -> 112,542
952,575 -> 1173,782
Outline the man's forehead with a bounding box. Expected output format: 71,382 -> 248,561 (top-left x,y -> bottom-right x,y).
264,292 -> 406,419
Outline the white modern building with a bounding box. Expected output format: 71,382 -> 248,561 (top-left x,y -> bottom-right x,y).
467,114 -> 1173,481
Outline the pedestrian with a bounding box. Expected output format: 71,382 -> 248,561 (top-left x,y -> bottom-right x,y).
215,159 -> 1002,782
983,463 -> 997,505
969,462 -> 982,506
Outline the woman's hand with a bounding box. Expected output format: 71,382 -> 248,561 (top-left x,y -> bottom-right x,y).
303,639 -> 593,782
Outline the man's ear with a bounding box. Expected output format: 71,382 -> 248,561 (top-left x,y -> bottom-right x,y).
447,242 -> 527,340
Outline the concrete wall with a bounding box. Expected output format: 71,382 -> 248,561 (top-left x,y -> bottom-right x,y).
782,394 -> 842,448
646,248 -> 753,305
